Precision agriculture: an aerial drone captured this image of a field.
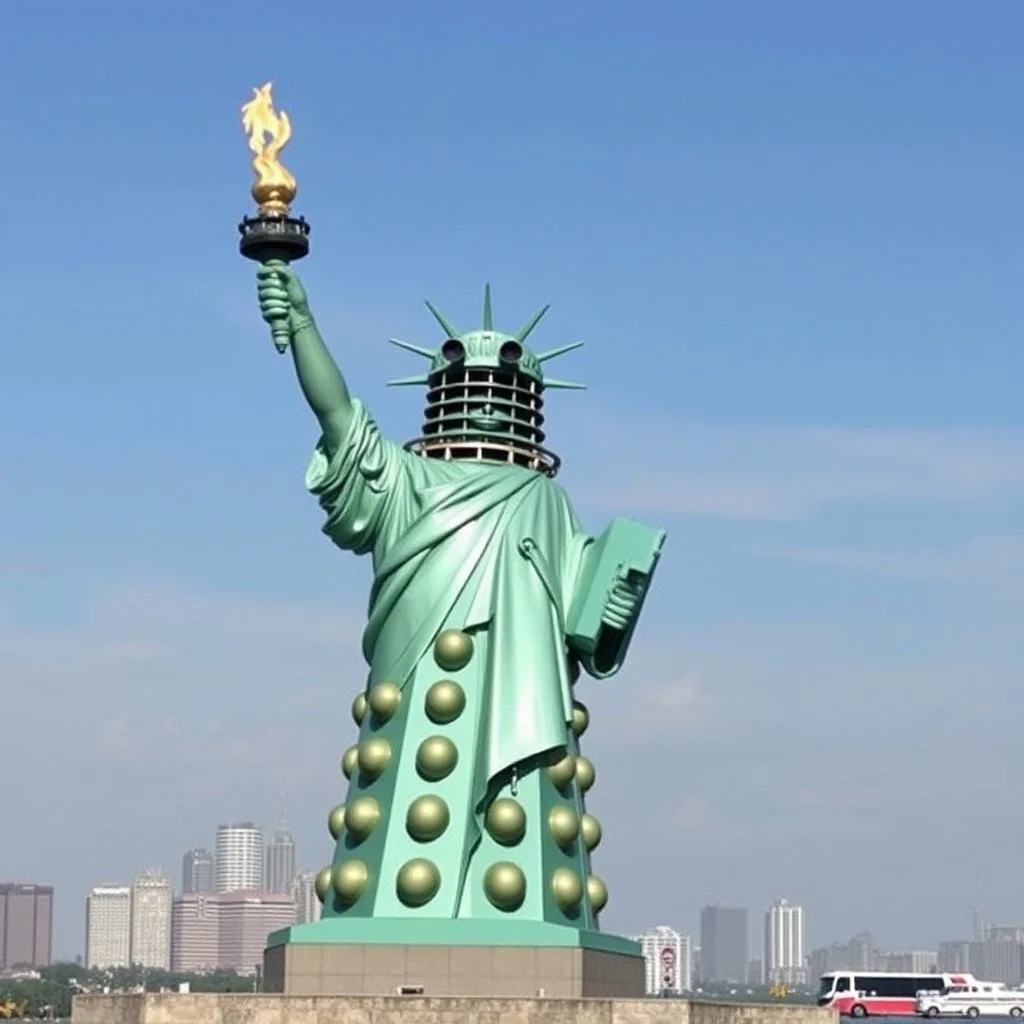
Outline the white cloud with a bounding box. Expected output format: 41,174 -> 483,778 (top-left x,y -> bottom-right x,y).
751,534 -> 1024,592
571,411 -> 1024,519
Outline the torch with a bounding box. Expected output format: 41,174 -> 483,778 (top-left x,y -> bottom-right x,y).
238,82 -> 310,353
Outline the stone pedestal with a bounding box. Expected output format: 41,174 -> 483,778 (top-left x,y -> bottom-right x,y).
263,918 -> 645,997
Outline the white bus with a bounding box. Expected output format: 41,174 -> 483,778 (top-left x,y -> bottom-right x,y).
817,970 -> 975,1017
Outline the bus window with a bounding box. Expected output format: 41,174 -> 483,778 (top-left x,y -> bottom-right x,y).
835,977 -> 850,993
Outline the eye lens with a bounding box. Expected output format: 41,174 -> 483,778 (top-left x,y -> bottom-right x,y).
499,341 -> 523,364
441,339 -> 465,362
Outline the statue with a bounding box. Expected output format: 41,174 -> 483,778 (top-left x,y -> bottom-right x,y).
240,83 -> 666,995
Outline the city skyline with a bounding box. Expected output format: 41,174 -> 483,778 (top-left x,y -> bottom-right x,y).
11,863 -> 1024,986
5,1 -> 1024,962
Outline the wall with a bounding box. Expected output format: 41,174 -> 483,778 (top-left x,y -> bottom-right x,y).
74,992 -> 837,1024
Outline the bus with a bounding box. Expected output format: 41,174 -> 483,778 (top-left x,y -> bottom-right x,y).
817,970 -> 974,1017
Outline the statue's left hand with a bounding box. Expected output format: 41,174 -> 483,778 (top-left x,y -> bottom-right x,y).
601,571 -> 647,632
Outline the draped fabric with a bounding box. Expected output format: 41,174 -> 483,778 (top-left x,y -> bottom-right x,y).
306,400 -> 592,790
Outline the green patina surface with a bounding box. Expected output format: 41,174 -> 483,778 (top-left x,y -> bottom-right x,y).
253,267 -> 665,951
267,919 -> 641,955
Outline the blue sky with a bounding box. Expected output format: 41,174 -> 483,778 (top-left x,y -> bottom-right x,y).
3,0 -> 1024,960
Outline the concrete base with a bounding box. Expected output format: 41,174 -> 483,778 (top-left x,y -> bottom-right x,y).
73,993 -> 839,1024
264,941 -> 645,997
263,918 -> 647,998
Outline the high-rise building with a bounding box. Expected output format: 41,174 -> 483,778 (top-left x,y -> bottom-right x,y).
938,940 -> 971,973
215,822 -> 264,892
0,883 -> 53,969
878,950 -> 938,974
635,925 -> 691,994
85,885 -> 131,968
171,893 -> 219,973
130,869 -> 172,969
699,905 -> 748,983
265,820 -> 296,894
216,890 -> 295,974
181,849 -> 214,894
171,890 -> 294,974
763,899 -> 806,985
291,871 -> 320,925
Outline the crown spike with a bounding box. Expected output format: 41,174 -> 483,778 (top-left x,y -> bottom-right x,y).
424,299 -> 459,338
386,374 -> 431,387
482,284 -> 494,332
388,337 -> 435,359
543,378 -> 587,390
515,304 -> 551,344
536,340 -> 584,364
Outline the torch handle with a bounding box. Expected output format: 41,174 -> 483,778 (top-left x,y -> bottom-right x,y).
263,258 -> 292,354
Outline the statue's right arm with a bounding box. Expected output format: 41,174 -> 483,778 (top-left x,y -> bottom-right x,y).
289,315 -> 353,452
256,265 -> 353,451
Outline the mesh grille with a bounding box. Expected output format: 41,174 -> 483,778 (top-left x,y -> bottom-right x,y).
403,367 -> 559,476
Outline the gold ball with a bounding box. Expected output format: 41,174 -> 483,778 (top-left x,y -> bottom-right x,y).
314,867 -> 333,903
406,795 -> 450,842
580,813 -> 602,851
575,756 -> 596,792
548,805 -> 579,848
587,874 -> 608,914
425,679 -> 466,724
416,735 -> 459,781
332,859 -> 369,904
483,861 -> 526,912
434,630 -> 474,671
396,858 -> 441,907
357,737 -> 392,780
551,867 -> 583,910
571,701 -> 590,737
351,693 -> 367,726
327,804 -> 346,840
485,798 -> 527,846
341,745 -> 359,779
368,681 -> 401,722
345,796 -> 381,841
547,752 -> 577,789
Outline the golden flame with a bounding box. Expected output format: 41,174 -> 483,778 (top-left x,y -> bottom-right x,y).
241,82 -> 298,212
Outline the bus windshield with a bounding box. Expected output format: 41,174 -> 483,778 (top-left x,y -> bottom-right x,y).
818,977 -> 834,997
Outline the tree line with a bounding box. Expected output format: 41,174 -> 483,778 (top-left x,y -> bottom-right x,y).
0,963 -> 253,1018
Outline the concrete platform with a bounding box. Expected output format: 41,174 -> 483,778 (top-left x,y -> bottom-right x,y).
262,917 -> 648,998
73,992 -> 838,1024
264,941 -> 645,997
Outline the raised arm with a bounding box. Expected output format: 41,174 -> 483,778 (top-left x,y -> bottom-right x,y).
256,265 -> 353,450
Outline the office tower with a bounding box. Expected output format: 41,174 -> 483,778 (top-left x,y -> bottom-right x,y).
265,819 -> 296,894
291,871 -> 320,925
215,822 -> 264,892
130,869 -> 172,969
699,905 -> 748,983
938,940 -> 971,973
181,848 -> 214,894
85,885 -> 131,968
0,883 -> 53,969
878,951 -> 938,973
763,899 -> 806,985
635,925 -> 691,994
171,891 -> 294,974
171,893 -> 218,973
216,891 -> 295,974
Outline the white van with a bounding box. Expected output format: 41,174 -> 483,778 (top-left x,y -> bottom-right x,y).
917,981 -> 1024,1018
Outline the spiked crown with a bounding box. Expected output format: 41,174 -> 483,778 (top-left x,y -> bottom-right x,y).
387,285 -> 584,476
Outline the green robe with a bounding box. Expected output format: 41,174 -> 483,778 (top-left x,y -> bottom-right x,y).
307,399 -> 592,800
